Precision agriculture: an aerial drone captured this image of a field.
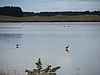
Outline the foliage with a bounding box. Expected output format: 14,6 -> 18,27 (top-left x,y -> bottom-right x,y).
0,6 -> 100,17
50,66 -> 61,72
0,6 -> 23,17
25,58 -> 61,75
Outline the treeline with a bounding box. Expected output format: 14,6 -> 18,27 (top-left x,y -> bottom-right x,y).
0,6 -> 100,17
0,6 -> 23,17
24,11 -> 100,16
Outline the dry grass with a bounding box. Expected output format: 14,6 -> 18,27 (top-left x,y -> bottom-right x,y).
0,15 -> 100,22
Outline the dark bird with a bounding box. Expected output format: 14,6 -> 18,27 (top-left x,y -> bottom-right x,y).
16,44 -> 20,48
65,45 -> 69,53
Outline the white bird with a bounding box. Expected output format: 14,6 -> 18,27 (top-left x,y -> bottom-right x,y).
65,45 -> 69,53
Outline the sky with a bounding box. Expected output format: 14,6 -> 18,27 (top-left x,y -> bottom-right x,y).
0,0 -> 100,12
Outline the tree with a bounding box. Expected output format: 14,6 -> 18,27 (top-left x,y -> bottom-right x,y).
0,6 -> 23,17
25,58 -> 61,75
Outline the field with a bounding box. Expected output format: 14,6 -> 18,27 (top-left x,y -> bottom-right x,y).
0,15 -> 100,22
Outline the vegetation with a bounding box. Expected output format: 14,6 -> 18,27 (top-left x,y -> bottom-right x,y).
0,6 -> 23,17
25,58 -> 61,75
0,6 -> 100,22
24,10 -> 100,16
0,15 -> 100,22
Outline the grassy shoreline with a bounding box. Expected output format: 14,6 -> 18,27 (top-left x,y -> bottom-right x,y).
0,15 -> 100,22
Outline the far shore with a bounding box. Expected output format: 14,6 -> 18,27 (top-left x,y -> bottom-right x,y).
0,15 -> 100,22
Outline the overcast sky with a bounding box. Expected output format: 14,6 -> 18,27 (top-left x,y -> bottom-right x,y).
0,0 -> 100,12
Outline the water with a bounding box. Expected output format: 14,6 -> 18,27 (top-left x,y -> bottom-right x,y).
0,22 -> 100,75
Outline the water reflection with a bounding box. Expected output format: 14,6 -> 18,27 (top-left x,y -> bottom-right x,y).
0,34 -> 22,49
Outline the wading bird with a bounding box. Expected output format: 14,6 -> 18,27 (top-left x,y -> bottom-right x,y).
65,45 -> 69,53
16,44 -> 20,48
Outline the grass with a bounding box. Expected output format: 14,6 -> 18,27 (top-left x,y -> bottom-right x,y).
0,15 -> 100,22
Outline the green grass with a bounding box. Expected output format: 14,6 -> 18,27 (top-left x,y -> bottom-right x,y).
0,15 -> 100,22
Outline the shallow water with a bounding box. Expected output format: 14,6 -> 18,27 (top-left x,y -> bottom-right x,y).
0,22 -> 100,75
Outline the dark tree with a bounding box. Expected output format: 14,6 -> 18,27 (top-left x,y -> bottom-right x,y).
0,6 -> 23,17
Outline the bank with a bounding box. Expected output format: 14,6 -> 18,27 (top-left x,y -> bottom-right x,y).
0,15 -> 100,22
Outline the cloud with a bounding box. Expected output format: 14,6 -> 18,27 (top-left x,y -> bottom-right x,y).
0,0 -> 100,12
80,2 -> 100,9
28,1 -> 100,12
